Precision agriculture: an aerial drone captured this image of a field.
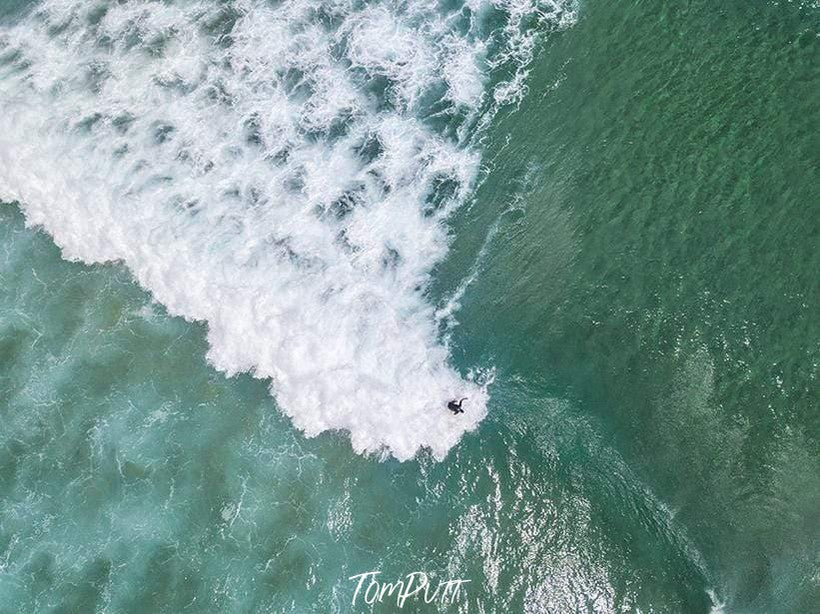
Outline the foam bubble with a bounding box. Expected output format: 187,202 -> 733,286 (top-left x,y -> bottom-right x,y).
0,0 -> 576,460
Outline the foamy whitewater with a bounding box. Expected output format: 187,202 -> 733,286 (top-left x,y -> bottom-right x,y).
0,0 -> 576,459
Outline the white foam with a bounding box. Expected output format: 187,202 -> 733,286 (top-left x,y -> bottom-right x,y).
0,0 -> 576,460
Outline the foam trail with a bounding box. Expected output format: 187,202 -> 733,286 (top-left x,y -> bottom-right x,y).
436,202 -> 524,332
0,0 -> 576,460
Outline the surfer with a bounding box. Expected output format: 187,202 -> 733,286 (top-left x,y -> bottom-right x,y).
447,398 -> 467,414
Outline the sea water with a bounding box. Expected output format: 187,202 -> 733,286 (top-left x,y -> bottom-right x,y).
0,0 -> 817,612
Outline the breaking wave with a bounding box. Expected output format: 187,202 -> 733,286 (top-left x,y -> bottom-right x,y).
0,0 -> 576,459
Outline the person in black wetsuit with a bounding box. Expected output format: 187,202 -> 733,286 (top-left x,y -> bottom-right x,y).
447,398 -> 467,414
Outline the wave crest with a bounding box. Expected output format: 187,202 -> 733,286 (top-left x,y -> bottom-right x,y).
0,0 -> 576,459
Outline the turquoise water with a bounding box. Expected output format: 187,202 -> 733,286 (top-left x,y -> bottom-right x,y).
1,0 -> 818,612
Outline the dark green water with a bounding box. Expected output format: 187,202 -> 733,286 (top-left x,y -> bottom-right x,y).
441,0 -> 819,609
1,0 -> 818,612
